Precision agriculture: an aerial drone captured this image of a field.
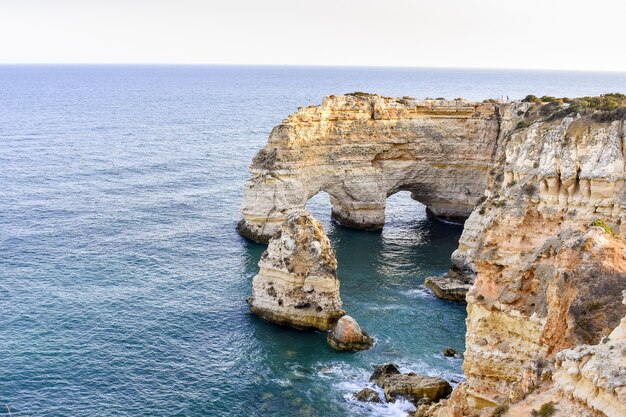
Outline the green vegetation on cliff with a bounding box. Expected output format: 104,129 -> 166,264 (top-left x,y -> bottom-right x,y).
519,93 -> 626,124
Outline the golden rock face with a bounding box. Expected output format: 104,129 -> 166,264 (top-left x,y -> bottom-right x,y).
241,94 -> 626,416
247,210 -> 344,331
238,94 -> 502,243
447,114 -> 626,415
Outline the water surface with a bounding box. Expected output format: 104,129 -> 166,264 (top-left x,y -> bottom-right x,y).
2,66 -> 626,416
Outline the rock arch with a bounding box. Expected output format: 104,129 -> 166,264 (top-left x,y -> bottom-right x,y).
237,94 -> 504,242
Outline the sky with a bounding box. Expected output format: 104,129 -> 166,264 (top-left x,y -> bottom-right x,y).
1,0 -> 625,71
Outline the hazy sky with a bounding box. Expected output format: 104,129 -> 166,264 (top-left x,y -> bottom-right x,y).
1,0 -> 625,71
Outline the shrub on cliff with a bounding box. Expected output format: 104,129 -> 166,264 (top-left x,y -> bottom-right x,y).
530,401 -> 556,417
490,404 -> 508,417
518,93 -> 626,123
522,95 -> 542,103
522,182 -> 536,196
346,91 -> 371,97
590,218 -> 615,235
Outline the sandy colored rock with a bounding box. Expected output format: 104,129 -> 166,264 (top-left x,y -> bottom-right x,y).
553,291 -> 626,417
327,315 -> 374,351
383,373 -> 452,404
238,94 -> 501,242
354,387 -> 381,403
241,95 -> 626,416
247,210 -> 345,330
452,110 -> 626,413
425,274 -> 470,302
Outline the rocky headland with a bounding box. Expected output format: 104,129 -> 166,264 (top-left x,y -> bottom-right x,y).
240,93 -> 626,417
238,94 -> 500,242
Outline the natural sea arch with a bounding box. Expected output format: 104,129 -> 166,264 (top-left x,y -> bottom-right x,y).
237,95 -> 501,243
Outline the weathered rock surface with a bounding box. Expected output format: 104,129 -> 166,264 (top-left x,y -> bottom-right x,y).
553,292 -> 626,417
370,363 -> 401,387
383,373 -> 452,404
241,95 -> 626,416
327,315 -> 374,351
238,94 -> 501,242
424,274 -> 471,302
455,111 -> 626,411
354,387 -> 382,403
247,210 -> 345,330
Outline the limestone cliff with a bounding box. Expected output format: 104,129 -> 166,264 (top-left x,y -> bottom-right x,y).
238,94 -> 500,242
247,210 -> 345,330
240,95 -> 626,416
553,292 -> 626,417
454,109 -> 626,411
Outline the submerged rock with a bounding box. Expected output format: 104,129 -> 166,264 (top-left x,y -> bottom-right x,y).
327,316 -> 374,351
247,210 -> 345,331
424,274 -> 470,302
383,374 -> 452,404
369,363 -> 401,387
353,387 -> 381,403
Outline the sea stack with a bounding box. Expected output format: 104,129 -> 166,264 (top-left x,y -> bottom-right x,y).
247,210 -> 345,330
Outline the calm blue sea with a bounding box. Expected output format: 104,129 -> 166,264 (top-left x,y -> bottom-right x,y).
2,66 -> 626,417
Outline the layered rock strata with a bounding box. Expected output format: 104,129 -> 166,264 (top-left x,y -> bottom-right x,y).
454,112 -> 626,411
242,95 -> 626,416
247,210 -> 345,330
238,94 -> 501,242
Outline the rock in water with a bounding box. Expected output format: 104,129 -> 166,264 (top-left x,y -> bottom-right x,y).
424,274 -> 470,302
443,347 -> 457,357
247,210 -> 345,330
383,374 -> 452,404
353,387 -> 381,403
327,316 -> 374,351
369,363 -> 401,387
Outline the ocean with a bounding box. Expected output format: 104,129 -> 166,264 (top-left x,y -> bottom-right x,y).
2,65 -> 626,417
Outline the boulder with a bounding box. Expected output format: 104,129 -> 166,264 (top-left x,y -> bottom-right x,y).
369,363 -> 401,387
327,316 -> 374,351
383,374 -> 452,404
443,347 -> 458,357
353,387 -> 381,403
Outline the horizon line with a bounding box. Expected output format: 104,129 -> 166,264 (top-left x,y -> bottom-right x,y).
1,62 -> 626,74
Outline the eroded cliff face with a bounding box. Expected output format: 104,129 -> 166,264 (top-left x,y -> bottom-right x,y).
238,94 -> 500,242
240,95 -> 626,417
553,292 -> 626,417
247,210 -> 345,330
450,113 -> 626,414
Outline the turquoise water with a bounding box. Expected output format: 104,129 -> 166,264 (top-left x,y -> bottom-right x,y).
2,66 -> 626,417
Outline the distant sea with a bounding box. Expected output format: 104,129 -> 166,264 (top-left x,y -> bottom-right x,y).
2,66 -> 626,417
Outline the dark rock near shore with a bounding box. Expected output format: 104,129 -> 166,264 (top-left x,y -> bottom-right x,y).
369,363 -> 401,387
443,347 -> 458,357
